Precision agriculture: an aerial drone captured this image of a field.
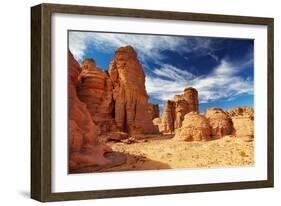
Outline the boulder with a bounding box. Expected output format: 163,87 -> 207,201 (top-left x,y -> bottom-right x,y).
227,107 -> 254,139
205,108 -> 233,138
174,112 -> 211,141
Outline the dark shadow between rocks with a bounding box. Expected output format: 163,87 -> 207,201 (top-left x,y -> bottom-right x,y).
69,151 -> 171,174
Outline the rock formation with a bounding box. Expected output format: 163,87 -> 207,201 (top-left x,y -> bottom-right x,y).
174,112 -> 211,141
68,51 -> 125,171
108,46 -> 158,135
227,107 -> 254,139
173,88 -> 199,129
77,59 -> 116,133
148,103 -> 160,121
156,87 -> 199,134
159,100 -> 175,133
205,108 -> 233,138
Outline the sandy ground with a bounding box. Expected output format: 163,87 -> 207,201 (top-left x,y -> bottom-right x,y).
100,135 -> 254,172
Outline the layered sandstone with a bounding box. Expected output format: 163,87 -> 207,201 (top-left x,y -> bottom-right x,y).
205,108 -> 233,138
227,107 -> 254,139
68,51 -> 113,170
77,59 -> 116,133
108,46 -> 158,135
156,88 -> 199,134
174,112 -> 211,141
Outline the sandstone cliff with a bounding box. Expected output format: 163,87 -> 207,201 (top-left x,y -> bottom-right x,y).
108,46 -> 158,135
68,51 -> 113,170
77,58 -> 116,133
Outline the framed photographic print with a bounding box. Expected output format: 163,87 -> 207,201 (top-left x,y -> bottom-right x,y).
31,3 -> 274,202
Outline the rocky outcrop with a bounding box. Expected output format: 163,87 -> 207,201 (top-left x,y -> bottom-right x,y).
160,100 -> 175,133
174,112 -> 211,141
77,59 -> 116,133
157,88 -> 199,134
205,108 -> 233,138
173,88 -> 199,129
108,46 -> 158,135
68,51 -> 113,170
148,103 -> 160,120
227,107 -> 254,139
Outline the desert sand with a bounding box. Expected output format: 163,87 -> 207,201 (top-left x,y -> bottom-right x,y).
72,135 -> 254,173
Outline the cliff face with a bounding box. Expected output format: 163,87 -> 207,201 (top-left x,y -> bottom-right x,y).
108,46 -> 158,135
77,59 -> 116,133
156,88 -> 199,134
68,52 -> 113,170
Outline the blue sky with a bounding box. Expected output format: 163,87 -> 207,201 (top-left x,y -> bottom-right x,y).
69,31 -> 254,114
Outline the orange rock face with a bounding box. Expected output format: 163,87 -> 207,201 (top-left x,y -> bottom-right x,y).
68,52 -> 113,170
148,103 -> 160,120
227,107 -> 254,139
174,112 -> 211,141
205,108 -> 233,138
158,88 -> 199,134
77,59 -> 116,133
108,46 -> 158,135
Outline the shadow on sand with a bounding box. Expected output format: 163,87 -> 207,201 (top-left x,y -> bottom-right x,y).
70,151 -> 171,174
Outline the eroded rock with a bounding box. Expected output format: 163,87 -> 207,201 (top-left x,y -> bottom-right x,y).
227,107 -> 254,139
205,108 -> 233,138
77,59 -> 116,133
174,112 -> 211,141
108,46 -> 158,135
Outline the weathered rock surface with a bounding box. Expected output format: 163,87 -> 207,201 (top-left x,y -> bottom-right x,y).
148,103 -> 160,120
157,87 -> 199,134
173,88 -> 199,129
227,107 -> 254,139
77,59 -> 116,133
108,46 -> 158,135
205,108 -> 233,138
160,100 -> 175,133
174,112 -> 211,141
68,51 -> 125,171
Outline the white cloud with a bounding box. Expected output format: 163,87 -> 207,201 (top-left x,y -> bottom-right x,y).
68,31 -> 216,63
145,60 -> 253,104
153,64 -> 195,81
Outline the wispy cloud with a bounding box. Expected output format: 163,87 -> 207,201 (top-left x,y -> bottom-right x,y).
68,31 -> 217,63
145,60 -> 253,103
